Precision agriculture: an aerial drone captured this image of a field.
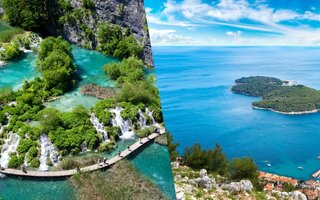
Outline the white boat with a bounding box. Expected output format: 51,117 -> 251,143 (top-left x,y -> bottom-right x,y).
298,167 -> 303,170
267,163 -> 271,167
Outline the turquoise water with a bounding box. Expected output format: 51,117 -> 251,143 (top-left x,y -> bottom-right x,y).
0,177 -> 76,200
130,143 -> 176,200
153,46 -> 320,180
0,46 -> 175,199
0,53 -> 37,90
46,46 -> 117,111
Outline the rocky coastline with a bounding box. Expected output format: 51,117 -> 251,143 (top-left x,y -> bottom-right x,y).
172,162 -> 308,200
80,84 -> 115,99
252,106 -> 319,115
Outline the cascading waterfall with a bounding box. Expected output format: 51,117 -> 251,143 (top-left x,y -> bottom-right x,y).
138,109 -> 147,128
110,107 -> 135,140
90,113 -> 109,142
39,134 -> 59,171
0,132 -> 20,168
146,108 -> 156,125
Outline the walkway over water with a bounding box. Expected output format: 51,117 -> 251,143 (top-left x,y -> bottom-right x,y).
0,130 -> 165,178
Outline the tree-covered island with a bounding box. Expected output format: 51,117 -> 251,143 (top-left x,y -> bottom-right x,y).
231,76 -> 320,114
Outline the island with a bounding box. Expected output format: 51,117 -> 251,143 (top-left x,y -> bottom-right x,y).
231,76 -> 320,114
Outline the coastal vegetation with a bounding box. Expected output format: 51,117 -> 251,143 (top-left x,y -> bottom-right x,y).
70,160 -> 168,200
97,23 -> 142,59
232,76 -> 320,113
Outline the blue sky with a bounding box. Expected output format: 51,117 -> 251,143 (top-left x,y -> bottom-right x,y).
145,0 -> 320,46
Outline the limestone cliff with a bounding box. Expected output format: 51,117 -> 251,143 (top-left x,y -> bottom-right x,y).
0,0 -> 154,66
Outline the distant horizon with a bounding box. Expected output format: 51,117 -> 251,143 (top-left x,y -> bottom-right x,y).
145,0 -> 320,46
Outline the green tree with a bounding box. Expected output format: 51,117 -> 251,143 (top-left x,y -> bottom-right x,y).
229,157 -> 258,181
166,132 -> 179,161
37,108 -> 63,133
2,0 -> 48,31
206,144 -> 228,175
183,144 -> 207,170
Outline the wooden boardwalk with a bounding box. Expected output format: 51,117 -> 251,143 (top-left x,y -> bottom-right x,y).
0,130 -> 165,178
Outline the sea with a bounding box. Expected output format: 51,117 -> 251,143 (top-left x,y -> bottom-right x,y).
153,46 -> 320,180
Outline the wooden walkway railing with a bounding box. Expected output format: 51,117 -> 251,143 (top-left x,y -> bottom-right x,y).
0,130 -> 165,178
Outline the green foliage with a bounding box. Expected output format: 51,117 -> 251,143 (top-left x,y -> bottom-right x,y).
0,42 -> 22,61
229,157 -> 258,181
30,158 -> 40,168
105,126 -> 120,140
37,108 -> 63,133
113,36 -> 142,59
119,102 -> 141,121
98,142 -> 116,152
8,153 -> 24,168
0,87 -> 15,104
37,36 -> 72,61
92,99 -> 115,125
166,132 -> 179,161
104,57 -> 145,83
58,0 -> 73,11
232,76 -> 320,113
97,23 -> 142,59
115,80 -> 159,106
232,76 -> 283,97
0,28 -> 24,43
135,126 -> 155,138
17,138 -> 34,154
183,144 -> 228,175
2,0 -> 48,31
37,37 -> 75,92
0,111 -> 7,124
82,0 -> 95,9
61,105 -> 90,129
27,146 -> 38,162
282,182 -> 296,192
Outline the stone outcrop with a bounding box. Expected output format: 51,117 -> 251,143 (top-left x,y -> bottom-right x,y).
221,180 -> 253,194
49,0 -> 153,67
0,0 -> 154,67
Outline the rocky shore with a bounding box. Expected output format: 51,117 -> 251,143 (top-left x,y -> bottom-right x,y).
252,106 -> 319,115
172,162 -> 308,200
80,84 -> 115,99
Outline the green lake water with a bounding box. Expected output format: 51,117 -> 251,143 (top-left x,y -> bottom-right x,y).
0,46 -> 175,200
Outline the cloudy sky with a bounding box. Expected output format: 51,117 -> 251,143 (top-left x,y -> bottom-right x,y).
145,0 -> 320,46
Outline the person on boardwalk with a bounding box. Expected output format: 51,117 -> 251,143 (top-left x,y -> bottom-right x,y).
118,151 -> 122,158
76,166 -> 81,173
22,165 -> 27,173
127,145 -> 131,151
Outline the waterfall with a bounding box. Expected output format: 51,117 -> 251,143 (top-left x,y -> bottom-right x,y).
0,133 -> 20,168
110,107 -> 135,140
39,134 -> 59,171
146,108 -> 156,125
90,113 -> 109,142
138,109 -> 147,128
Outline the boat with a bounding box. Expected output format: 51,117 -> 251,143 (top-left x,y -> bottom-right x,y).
267,163 -> 271,167
317,156 -> 320,160
298,167 -> 303,170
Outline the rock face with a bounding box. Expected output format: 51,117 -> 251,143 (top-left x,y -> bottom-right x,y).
194,169 -> 215,189
290,191 -> 307,200
51,0 -> 153,66
0,0 -> 154,66
221,180 -> 253,195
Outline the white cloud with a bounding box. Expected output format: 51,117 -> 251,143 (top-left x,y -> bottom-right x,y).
226,31 -> 242,44
146,0 -> 320,45
149,29 -> 195,45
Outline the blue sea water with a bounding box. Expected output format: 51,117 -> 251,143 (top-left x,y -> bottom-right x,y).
153,46 -> 320,180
